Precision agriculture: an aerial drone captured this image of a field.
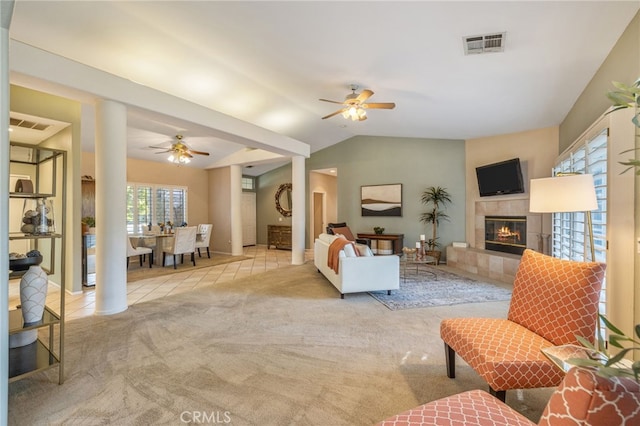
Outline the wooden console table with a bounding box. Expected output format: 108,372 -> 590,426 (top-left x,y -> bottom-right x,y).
268,225 -> 292,250
357,233 -> 404,255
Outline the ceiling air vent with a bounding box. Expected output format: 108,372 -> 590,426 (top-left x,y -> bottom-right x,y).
10,117 -> 51,131
463,32 -> 506,55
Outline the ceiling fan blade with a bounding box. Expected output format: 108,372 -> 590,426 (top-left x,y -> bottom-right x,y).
356,89 -> 373,103
189,150 -> 210,156
322,109 -> 346,120
154,149 -> 173,154
149,145 -> 172,149
319,98 -> 344,105
363,102 -> 396,109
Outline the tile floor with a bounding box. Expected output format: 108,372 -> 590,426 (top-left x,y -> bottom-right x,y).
9,245 -> 313,321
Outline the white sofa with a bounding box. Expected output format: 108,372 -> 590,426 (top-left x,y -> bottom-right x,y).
314,233 -> 399,298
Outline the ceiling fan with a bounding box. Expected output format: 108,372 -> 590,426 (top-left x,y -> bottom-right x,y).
319,84 -> 396,121
149,134 -> 210,164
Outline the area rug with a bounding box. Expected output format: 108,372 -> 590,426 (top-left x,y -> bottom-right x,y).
369,266 -> 512,310
126,253 -> 251,282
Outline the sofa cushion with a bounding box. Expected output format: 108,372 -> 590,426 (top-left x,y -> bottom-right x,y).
330,226 -> 355,241
343,242 -> 358,257
355,243 -> 373,257
318,233 -> 339,244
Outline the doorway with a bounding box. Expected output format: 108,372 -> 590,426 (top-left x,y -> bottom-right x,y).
313,192 -> 325,241
242,192 -> 257,246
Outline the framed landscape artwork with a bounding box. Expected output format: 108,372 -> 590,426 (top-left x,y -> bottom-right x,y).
361,184 -> 402,217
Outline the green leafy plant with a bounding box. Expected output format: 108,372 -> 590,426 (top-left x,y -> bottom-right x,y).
373,226 -> 384,235
419,186 -> 451,251
81,216 -> 95,227
607,78 -> 640,174
568,314 -> 640,382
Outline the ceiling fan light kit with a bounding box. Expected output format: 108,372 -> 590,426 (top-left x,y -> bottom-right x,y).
320,85 -> 395,121
149,134 -> 210,165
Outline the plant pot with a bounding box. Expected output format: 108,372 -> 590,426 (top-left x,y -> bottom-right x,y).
425,250 -> 441,265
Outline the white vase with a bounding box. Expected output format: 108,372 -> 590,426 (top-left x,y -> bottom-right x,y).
10,265 -> 48,348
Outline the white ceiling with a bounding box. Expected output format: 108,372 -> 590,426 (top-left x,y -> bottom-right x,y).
8,1 -> 639,174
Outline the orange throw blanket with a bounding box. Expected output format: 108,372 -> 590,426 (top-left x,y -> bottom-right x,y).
327,238 -> 359,274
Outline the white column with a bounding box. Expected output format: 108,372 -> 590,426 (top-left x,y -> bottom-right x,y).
94,99 -> 128,315
0,1 -> 15,421
291,155 -> 305,265
230,164 -> 243,256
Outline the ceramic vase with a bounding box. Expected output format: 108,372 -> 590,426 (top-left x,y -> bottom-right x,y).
10,265 -> 48,348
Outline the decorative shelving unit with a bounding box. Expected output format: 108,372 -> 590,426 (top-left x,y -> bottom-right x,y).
8,142 -> 66,384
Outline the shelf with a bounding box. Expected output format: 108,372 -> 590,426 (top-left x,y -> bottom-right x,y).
8,339 -> 60,382
9,307 -> 60,335
9,192 -> 56,199
8,141 -> 66,385
9,232 -> 62,240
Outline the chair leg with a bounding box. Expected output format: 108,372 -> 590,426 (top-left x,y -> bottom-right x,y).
206,247 -> 210,259
173,254 -> 177,269
445,343 -> 456,378
127,257 -> 130,268
197,247 -> 202,258
191,252 -> 196,266
489,387 -> 506,402
139,254 -> 144,266
149,252 -> 153,268
387,290 -> 391,295
181,254 -> 184,264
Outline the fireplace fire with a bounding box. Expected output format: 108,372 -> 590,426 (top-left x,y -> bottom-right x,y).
485,216 -> 526,255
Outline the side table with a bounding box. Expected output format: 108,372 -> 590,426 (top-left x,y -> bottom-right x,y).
357,233 -> 404,255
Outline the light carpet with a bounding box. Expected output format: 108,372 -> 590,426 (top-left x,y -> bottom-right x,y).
369,265 -> 513,310
9,262 -> 552,426
126,253 -> 251,282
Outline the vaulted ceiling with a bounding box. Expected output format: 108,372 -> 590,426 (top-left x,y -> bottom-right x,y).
8,1 -> 639,174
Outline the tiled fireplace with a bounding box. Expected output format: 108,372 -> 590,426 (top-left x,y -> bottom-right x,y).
484,216 -> 526,255
447,199 -> 541,283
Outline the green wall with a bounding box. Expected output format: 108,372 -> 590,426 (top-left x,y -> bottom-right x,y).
258,135 -> 466,256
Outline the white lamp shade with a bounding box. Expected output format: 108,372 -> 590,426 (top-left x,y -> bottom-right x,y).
529,174 -> 598,213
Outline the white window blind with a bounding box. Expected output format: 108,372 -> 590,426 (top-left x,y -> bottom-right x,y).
126,183 -> 188,232
552,128 -> 608,315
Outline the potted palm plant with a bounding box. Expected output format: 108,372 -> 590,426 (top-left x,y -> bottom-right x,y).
419,186 -> 452,264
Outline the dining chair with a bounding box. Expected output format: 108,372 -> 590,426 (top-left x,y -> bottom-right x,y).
141,225 -> 161,248
195,224 -> 213,258
127,236 -> 153,268
162,226 -> 197,269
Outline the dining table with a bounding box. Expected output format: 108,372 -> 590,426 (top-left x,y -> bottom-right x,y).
129,233 -> 175,266
129,230 -> 204,266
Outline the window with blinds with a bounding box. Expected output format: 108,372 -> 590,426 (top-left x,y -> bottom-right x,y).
551,128 -> 607,315
126,183 -> 188,233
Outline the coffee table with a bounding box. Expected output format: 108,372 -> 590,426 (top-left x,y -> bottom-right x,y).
400,254 -> 437,282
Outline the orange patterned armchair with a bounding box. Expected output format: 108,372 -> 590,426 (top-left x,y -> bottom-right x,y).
377,367 -> 640,425
440,249 -> 606,402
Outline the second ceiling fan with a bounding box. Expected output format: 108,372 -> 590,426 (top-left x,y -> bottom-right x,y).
320,85 -> 396,121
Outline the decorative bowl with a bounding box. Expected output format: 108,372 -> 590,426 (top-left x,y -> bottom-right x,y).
9,256 -> 43,271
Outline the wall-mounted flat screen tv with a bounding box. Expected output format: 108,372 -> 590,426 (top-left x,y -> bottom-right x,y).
475,158 -> 525,197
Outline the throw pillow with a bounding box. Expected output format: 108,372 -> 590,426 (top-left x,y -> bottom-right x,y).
331,226 -> 355,241
355,244 -> 374,257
